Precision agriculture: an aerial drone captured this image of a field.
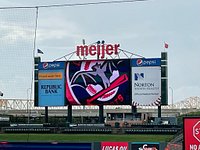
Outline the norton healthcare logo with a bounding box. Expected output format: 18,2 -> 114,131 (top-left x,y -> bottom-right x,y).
134,73 -> 144,81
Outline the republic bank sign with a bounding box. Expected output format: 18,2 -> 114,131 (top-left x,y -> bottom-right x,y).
76,43 -> 120,59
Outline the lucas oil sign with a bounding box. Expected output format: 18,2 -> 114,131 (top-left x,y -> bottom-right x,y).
101,142 -> 128,150
184,117 -> 200,150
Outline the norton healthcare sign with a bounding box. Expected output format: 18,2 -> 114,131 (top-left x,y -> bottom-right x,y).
184,117 -> 200,150
131,58 -> 161,106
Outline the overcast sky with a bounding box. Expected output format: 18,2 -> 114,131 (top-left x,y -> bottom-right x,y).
0,0 -> 200,103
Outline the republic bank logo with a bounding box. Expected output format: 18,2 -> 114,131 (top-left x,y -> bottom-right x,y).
134,73 -> 144,81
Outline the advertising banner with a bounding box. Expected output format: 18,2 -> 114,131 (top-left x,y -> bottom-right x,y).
184,117 -> 200,150
131,142 -> 159,150
0,142 -> 92,150
131,58 -> 161,67
66,59 -> 131,105
132,58 -> 161,106
101,142 -> 128,150
38,62 -> 65,106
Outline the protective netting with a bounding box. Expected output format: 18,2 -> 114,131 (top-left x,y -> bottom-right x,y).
0,8 -> 36,99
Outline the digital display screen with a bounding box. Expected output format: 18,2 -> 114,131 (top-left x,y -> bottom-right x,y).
66,59 -> 131,105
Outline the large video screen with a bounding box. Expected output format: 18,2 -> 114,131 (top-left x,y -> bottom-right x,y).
132,58 -> 161,106
66,59 -> 131,105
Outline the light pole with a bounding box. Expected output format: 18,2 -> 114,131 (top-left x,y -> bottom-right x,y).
169,87 -> 174,108
27,88 -> 31,124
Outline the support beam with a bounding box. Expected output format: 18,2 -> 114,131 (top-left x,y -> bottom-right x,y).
132,105 -> 137,114
99,105 -> 104,123
45,106 -> 48,123
67,105 -> 72,123
158,105 -> 161,118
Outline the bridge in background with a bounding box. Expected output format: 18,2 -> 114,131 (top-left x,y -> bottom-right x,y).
0,96 -> 199,117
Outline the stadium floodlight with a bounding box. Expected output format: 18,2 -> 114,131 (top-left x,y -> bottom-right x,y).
0,91 -> 3,96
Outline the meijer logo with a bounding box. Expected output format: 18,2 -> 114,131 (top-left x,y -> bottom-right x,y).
76,43 -> 120,59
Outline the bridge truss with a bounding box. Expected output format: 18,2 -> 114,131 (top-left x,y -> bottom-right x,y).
0,96 -> 200,111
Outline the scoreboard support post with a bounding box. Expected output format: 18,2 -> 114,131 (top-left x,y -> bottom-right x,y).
158,51 -> 168,118
132,105 -> 137,114
158,106 -> 161,118
45,106 -> 48,123
99,105 -> 104,123
67,105 -> 72,123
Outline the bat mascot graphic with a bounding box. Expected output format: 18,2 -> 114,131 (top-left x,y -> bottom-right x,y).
66,60 -> 130,105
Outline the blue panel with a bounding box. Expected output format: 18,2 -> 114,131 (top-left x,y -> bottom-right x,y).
0,142 -> 92,150
131,58 -> 161,67
38,61 -> 65,70
38,69 -> 65,106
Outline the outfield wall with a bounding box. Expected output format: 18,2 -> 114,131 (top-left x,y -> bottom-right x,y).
0,141 -> 170,150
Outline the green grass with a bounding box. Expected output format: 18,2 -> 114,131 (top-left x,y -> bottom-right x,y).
0,134 -> 173,142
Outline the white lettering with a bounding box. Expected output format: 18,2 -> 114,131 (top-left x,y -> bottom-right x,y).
189,144 -> 200,150
138,144 -> 158,150
143,60 -> 157,66
195,128 -> 200,135
102,146 -> 127,150
190,144 -> 197,150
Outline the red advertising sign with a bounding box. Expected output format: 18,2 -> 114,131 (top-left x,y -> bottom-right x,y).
101,142 -> 128,150
184,117 -> 200,150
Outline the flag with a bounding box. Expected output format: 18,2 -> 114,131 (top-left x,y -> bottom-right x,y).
164,43 -> 169,49
37,49 -> 44,54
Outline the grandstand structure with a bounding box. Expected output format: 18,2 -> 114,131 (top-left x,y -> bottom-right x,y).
0,96 -> 199,117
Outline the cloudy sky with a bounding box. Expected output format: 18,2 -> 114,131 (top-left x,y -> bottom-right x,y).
0,0 -> 200,103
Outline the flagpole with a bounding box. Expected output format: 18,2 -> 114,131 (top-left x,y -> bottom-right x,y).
163,41 -> 166,52
163,42 -> 169,52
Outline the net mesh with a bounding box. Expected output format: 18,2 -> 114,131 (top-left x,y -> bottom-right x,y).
0,8 -> 36,99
